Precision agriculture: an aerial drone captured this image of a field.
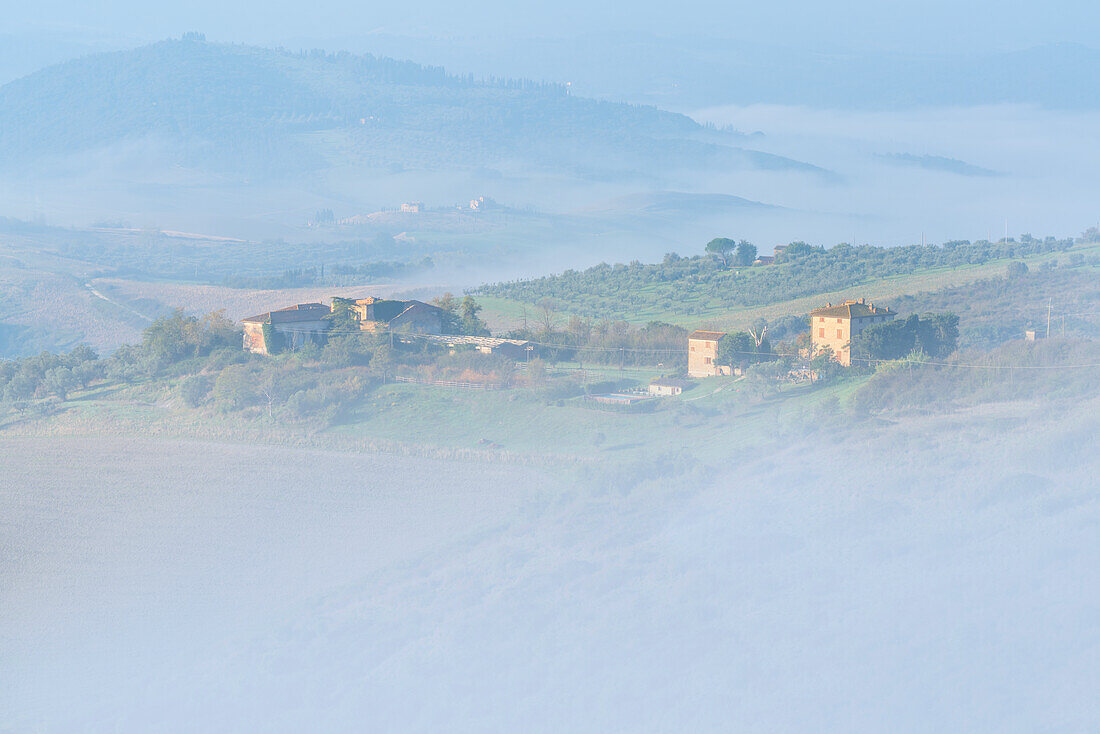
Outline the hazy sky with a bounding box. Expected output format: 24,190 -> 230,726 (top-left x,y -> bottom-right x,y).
6,0 -> 1099,54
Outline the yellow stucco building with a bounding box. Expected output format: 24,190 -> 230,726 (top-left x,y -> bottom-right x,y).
688,330 -> 731,377
809,299 -> 895,366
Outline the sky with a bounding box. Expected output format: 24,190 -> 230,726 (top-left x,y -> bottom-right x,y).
5,0 -> 1100,54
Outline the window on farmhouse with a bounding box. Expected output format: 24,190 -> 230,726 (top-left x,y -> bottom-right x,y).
837,329 -> 843,339
819,328 -> 825,338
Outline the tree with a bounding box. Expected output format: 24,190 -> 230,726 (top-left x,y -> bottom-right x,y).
915,313 -> 959,358
852,316 -> 919,361
211,365 -> 257,412
735,240 -> 757,267
65,344 -> 99,367
328,297 -> 360,333
179,375 -> 211,407
369,342 -> 398,382
72,360 -> 104,389
705,238 -> 736,267
566,315 -> 592,345
779,241 -> 819,260
460,296 -> 490,336
430,293 -> 463,334
537,299 -> 559,335
810,347 -> 843,382
198,310 -> 240,352
321,333 -> 373,367
141,309 -> 241,365
715,332 -> 758,367
42,366 -> 78,400
852,313 -> 959,362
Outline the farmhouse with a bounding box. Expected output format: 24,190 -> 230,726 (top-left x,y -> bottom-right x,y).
688,330 -> 733,377
350,297 -> 443,334
242,303 -> 332,355
810,298 -> 896,366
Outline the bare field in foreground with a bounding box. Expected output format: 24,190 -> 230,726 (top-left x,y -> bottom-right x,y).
2,399 -> 1098,731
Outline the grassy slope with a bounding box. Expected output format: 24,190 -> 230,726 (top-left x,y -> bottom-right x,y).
333,377 -> 864,462
3,369 -> 866,466
3,245 -> 1094,464
477,243 -> 1100,334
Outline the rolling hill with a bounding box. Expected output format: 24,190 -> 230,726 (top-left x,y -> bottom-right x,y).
0,36 -> 825,181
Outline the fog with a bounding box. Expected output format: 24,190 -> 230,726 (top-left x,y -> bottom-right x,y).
2,5 -> 1099,731
5,103 -> 1096,274
686,104 -> 1100,248
3,394 -> 1097,731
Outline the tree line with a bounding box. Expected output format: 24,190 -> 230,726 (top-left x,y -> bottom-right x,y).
477,234 -> 1081,320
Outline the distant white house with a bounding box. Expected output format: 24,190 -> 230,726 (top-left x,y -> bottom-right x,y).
648,378 -> 689,396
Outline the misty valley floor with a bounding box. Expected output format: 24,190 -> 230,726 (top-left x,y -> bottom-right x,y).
1,398 -> 1098,732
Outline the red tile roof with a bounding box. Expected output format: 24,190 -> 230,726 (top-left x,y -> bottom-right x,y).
241,303 -> 331,324
810,299 -> 894,319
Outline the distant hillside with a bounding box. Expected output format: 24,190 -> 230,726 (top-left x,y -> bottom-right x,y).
581,191 -> 780,218
0,37 -> 824,180
877,153 -> 1000,177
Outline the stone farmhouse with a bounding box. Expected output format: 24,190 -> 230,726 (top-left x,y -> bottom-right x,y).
350,297 -> 443,334
242,297 -> 444,355
809,298 -> 895,366
242,303 -> 332,355
688,330 -> 733,378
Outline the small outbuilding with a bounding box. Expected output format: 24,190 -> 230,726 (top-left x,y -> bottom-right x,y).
648,378 -> 689,396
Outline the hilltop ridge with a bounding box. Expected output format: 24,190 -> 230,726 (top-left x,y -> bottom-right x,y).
0,37 -> 824,180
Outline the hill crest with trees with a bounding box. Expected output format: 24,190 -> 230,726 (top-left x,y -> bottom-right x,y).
0,37 -> 823,179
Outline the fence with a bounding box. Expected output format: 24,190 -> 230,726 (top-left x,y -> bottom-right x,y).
392,375 -> 502,390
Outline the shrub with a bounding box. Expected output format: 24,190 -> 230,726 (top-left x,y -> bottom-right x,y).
211,365 -> 258,412
179,375 -> 212,407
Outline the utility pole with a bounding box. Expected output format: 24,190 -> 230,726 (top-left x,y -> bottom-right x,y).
1047,298 -> 1053,339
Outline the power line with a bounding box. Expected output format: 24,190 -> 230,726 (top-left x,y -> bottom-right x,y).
848,355 -> 1100,370
259,328 -> 1100,371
